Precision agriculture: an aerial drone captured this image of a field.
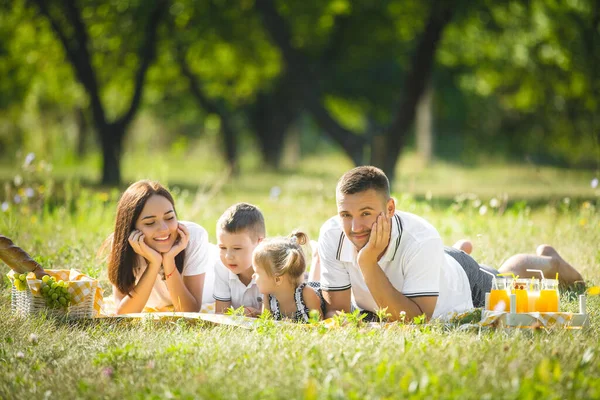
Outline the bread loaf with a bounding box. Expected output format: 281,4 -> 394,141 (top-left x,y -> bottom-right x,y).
0,235 -> 47,278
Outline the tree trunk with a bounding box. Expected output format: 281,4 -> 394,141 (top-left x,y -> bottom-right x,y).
75,107 -> 87,159
416,80 -> 433,165
220,117 -> 239,175
381,1 -> 455,187
99,125 -> 123,186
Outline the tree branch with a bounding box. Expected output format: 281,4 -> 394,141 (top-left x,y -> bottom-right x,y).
116,0 -> 166,133
386,0 -> 456,154
32,0 -> 107,127
255,0 -> 366,164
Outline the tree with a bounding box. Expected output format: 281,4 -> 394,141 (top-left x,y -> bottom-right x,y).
31,0 -> 166,185
255,0 -> 457,184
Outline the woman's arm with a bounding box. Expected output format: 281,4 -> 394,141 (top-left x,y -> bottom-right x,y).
161,224 -> 204,312
163,262 -> 204,312
113,261 -> 160,314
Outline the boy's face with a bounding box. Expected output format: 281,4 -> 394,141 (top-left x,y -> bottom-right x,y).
217,229 -> 259,275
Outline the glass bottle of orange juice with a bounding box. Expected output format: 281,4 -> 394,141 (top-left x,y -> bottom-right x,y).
511,278 -> 529,313
536,279 -> 559,312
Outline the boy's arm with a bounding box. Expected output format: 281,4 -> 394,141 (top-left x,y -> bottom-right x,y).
215,300 -> 232,314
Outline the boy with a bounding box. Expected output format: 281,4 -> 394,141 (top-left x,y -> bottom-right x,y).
213,203 -> 266,317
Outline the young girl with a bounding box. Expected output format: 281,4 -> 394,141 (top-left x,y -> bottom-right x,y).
252,231 -> 325,322
106,180 -> 215,314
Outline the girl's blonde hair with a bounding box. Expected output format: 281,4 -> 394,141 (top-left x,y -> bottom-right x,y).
252,231 -> 308,287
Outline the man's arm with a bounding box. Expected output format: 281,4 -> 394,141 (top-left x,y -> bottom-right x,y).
357,213 -> 437,321
322,289 -> 352,319
360,263 -> 437,321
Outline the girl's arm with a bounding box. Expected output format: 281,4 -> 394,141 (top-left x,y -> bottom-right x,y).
113,262 -> 160,314
215,300 -> 232,314
303,286 -> 324,320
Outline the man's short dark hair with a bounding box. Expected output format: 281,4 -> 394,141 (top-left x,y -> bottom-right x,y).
336,166 -> 390,199
217,202 -> 266,241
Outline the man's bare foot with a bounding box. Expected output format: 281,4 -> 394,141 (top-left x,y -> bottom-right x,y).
453,239 -> 473,255
536,245 -> 584,288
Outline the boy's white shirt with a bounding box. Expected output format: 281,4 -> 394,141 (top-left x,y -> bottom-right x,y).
213,259 -> 263,310
133,221 -> 217,309
318,211 -> 473,320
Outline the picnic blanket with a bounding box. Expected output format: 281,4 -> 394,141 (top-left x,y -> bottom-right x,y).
101,295 -> 216,316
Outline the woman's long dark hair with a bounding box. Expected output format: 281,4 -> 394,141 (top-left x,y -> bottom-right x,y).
107,180 -> 185,295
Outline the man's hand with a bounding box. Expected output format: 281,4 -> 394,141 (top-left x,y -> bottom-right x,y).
357,213 -> 391,269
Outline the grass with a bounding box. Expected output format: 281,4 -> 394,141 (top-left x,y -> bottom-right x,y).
1,150 -> 599,399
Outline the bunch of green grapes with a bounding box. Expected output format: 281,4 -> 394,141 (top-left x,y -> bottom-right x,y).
13,273 -> 29,291
40,275 -> 71,309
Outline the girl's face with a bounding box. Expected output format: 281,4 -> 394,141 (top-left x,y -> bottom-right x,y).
252,263 -> 278,295
134,195 -> 179,253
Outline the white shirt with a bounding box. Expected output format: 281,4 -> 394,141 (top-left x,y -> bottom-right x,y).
318,211 -> 473,320
133,221 -> 216,309
213,260 -> 262,310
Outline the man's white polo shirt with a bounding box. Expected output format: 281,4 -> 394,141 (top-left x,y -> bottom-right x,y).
213,260 -> 262,310
318,211 -> 473,320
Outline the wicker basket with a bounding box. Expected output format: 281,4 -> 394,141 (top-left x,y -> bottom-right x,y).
10,279 -> 96,319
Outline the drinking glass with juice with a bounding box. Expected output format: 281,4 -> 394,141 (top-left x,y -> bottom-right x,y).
488,277 -> 510,312
527,279 -> 540,312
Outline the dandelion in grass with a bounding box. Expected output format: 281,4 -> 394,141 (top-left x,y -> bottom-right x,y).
1,202 -> 8,212
490,198 -> 499,208
479,205 -> 488,215
29,333 -> 38,344
24,152 -> 35,167
14,175 -> 23,186
16,351 -> 24,359
269,186 -> 281,200
592,178 -> 598,189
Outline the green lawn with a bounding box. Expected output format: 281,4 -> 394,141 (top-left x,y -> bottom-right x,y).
1,153 -> 599,399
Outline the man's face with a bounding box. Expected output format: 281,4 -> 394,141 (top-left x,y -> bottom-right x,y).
336,189 -> 395,250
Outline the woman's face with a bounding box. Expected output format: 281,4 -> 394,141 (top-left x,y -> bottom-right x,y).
134,194 -> 179,253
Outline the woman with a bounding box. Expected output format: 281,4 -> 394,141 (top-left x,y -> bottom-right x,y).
107,180 -> 214,314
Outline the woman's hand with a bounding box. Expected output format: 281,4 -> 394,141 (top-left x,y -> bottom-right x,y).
128,230 -> 162,267
164,223 -> 189,260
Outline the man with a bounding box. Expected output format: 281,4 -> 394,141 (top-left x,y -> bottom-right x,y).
318,166 -> 584,321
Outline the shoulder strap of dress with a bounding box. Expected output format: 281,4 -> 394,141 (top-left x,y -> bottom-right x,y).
294,282 -> 310,322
